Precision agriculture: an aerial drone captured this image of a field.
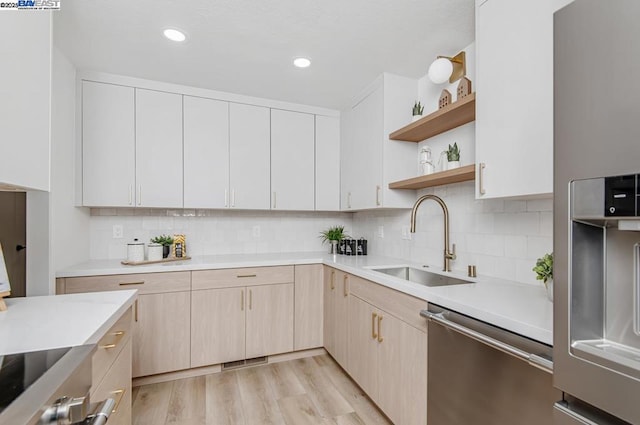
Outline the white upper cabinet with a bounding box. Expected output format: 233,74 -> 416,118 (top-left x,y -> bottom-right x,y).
183,96 -> 230,209
271,109 -> 315,211
229,103 -> 271,210
83,81 -> 136,207
135,89 -> 184,208
315,115 -> 341,211
0,13 -> 51,191
475,0 -> 553,199
341,74 -> 418,210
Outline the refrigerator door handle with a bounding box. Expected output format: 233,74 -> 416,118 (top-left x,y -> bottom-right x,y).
421,309 -> 553,374
554,402 -> 599,425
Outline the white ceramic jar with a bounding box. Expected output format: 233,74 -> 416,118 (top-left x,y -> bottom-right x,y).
147,243 -> 163,262
127,239 -> 145,263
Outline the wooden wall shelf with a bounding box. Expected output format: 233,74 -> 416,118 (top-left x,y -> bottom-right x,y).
388,164 -> 476,190
389,93 -> 476,142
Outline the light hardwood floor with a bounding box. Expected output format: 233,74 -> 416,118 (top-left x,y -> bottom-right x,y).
131,355 -> 392,425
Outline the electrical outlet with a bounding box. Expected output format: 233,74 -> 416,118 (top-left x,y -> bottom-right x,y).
377,225 -> 384,238
252,225 -> 261,238
112,225 -> 123,239
402,225 -> 412,240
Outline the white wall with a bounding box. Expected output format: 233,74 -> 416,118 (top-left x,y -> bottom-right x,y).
0,12 -> 51,191
50,48 -> 90,273
89,209 -> 353,259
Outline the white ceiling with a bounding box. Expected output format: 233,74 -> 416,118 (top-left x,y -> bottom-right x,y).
53,0 -> 475,110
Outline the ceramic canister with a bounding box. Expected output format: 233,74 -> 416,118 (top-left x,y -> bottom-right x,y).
127,238 -> 145,262
148,243 -> 163,262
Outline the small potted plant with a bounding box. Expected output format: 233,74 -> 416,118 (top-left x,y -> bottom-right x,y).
446,142 -> 460,170
533,252 -> 553,301
319,225 -> 348,254
412,101 -> 425,122
150,234 -> 174,259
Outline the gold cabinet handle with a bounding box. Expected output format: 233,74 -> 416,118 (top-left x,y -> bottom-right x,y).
377,315 -> 384,343
330,270 -> 335,290
110,389 -> 125,413
241,290 -> 245,311
237,274 -> 257,278
249,289 -> 253,310
372,313 -> 378,340
343,275 -> 349,297
134,299 -> 138,322
376,185 -> 381,206
119,281 -> 144,286
99,331 -> 126,349
479,162 -> 486,195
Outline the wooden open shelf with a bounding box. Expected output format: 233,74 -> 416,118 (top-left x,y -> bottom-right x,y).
388,164 -> 476,190
389,93 -> 476,142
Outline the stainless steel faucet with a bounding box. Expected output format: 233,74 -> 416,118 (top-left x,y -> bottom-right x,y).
410,194 -> 456,272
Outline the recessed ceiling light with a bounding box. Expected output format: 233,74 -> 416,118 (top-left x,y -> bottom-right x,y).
163,28 -> 186,42
293,57 -> 311,68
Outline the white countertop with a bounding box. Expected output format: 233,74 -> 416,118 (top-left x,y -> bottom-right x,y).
57,252 -> 553,345
0,290 -> 137,355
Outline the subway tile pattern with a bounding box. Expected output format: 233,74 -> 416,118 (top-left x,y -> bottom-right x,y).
89,182 -> 552,286
352,181 -> 553,285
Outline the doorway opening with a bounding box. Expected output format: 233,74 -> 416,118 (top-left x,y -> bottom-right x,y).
0,192 -> 26,297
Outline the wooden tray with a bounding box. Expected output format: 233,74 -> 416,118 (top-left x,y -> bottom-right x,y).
121,256 -> 192,266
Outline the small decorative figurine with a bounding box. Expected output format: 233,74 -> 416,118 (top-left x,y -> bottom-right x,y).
456,77 -> 473,100
439,89 -> 452,109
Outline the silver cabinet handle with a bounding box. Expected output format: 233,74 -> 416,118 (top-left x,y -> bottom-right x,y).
273,191 -> 277,209
137,185 -> 142,206
421,310 -> 553,374
376,185 -> 381,206
553,402 -> 599,425
347,192 -> 352,209
479,162 -> 486,195
231,189 -> 235,207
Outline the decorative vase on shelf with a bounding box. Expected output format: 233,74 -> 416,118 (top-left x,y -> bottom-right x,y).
447,160 -> 460,170
412,114 -> 423,122
545,278 -> 553,301
162,245 -> 171,259
330,240 -> 338,254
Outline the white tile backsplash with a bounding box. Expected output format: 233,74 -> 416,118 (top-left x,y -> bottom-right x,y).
352,181 -> 553,285
89,210 -> 353,260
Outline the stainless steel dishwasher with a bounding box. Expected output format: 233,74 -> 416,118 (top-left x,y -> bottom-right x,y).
421,304 -> 559,425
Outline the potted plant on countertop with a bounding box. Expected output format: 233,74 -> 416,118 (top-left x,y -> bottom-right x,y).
533,252 -> 553,301
412,101 -> 425,122
319,225 -> 348,254
446,142 -> 461,170
150,234 -> 174,259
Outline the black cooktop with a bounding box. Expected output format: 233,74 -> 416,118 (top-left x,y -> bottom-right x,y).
0,347 -> 71,414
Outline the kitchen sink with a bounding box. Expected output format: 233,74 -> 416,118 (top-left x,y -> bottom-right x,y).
370,266 -> 473,287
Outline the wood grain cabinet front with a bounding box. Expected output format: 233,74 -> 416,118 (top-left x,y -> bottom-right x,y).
91,338 -> 133,425
323,267 -> 349,368
59,272 -> 191,378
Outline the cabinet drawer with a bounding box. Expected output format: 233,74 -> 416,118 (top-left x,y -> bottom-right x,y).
64,271 -> 191,295
192,266 -> 294,290
91,338 -> 132,425
349,274 -> 428,332
93,308 -> 132,390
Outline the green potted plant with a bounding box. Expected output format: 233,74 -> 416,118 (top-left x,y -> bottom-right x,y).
319,225 -> 348,254
446,142 -> 460,170
533,252 -> 553,301
412,101 -> 425,122
150,234 -> 174,258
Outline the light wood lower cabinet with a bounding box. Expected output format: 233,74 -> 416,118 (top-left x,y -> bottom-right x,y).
92,339 -> 133,425
323,267 -> 349,368
294,264 -> 323,350
60,272 -> 191,378
133,291 -> 191,377
347,292 -> 428,425
191,266 -> 296,366
191,287 -> 246,367
245,283 -> 294,358
91,307 -> 133,425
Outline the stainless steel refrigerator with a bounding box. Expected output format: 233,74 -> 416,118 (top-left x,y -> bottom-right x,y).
554,1 -> 640,423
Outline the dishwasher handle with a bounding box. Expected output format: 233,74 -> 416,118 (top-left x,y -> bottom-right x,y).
421,309 -> 553,374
